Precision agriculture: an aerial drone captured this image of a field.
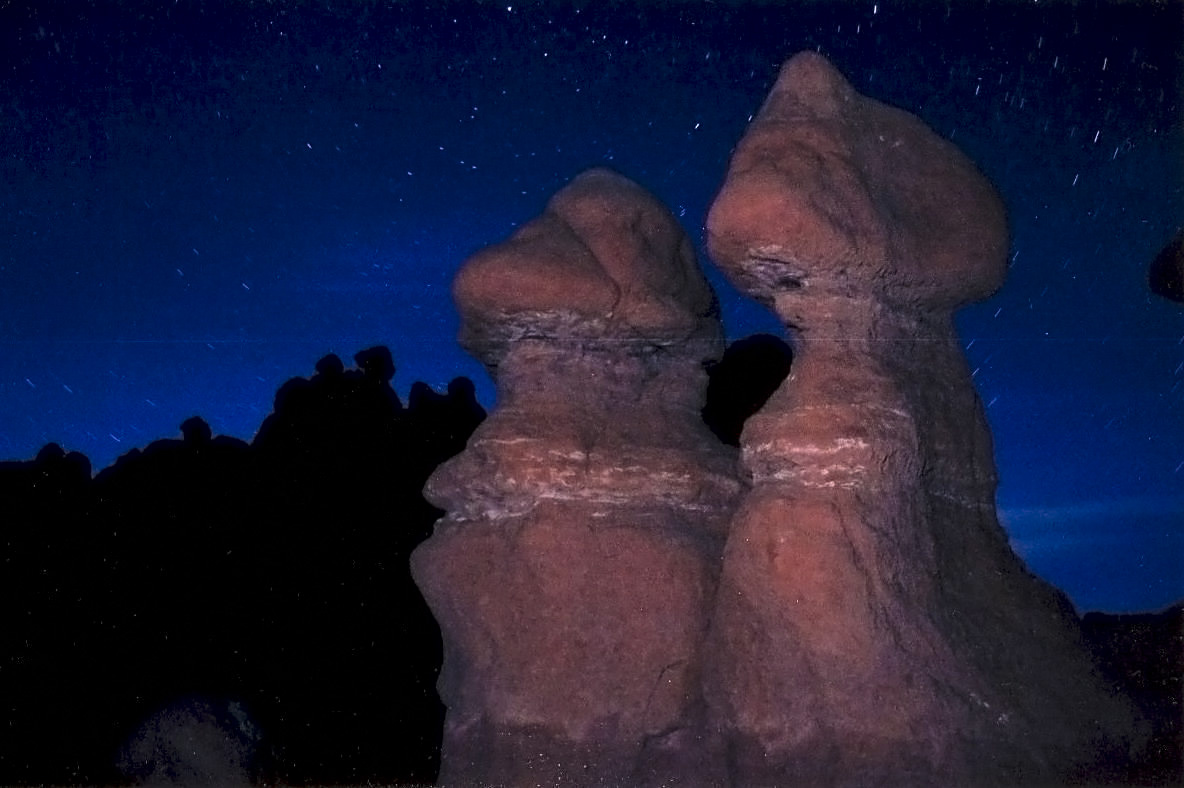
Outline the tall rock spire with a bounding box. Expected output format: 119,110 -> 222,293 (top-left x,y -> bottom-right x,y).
411,168 -> 741,786
702,51 -> 1143,786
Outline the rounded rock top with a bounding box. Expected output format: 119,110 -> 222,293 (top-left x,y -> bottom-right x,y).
453,168 -> 721,366
706,51 -> 1009,310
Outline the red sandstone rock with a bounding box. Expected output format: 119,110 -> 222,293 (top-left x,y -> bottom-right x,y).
707,51 -> 1008,314
453,167 -> 721,366
703,51 -> 1144,786
411,168 -> 740,787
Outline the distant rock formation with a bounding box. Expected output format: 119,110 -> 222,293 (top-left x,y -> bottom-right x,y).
411,168 -> 743,786
117,696 -> 261,786
1150,229 -> 1183,303
702,51 -> 1144,785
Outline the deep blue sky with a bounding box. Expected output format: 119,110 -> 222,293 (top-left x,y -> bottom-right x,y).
2,0 -> 1181,613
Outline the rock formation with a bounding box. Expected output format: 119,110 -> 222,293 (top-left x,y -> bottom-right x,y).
702,51 -> 1144,786
1150,229 -> 1183,303
410,168 -> 743,786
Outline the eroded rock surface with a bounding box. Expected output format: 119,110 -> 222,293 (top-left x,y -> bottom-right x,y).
702,51 -> 1143,786
411,168 -> 741,786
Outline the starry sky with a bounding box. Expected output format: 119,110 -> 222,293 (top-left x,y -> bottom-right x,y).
2,0 -> 1181,613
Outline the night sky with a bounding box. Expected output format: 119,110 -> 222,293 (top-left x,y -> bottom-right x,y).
2,0 -> 1181,614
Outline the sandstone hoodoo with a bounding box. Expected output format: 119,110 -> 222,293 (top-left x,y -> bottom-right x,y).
410,168 -> 742,786
702,50 -> 1143,785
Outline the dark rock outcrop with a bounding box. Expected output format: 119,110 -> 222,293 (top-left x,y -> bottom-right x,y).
1150,229 -> 1183,303
411,168 -> 743,786
1082,604 -> 1184,784
701,51 -> 1144,786
117,696 -> 262,786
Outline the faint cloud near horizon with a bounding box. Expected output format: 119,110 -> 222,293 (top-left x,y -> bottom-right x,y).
1000,495 -> 1184,558
999,496 -> 1184,613
999,495 -> 1184,528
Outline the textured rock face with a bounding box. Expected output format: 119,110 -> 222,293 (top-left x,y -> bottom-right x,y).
702,51 -> 1143,786
411,168 -> 741,786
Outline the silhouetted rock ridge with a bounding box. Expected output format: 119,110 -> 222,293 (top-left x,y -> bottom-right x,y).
0,348 -> 483,786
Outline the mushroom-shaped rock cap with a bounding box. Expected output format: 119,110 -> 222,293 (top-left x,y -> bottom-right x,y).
707,51 -> 1009,309
453,168 -> 721,366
